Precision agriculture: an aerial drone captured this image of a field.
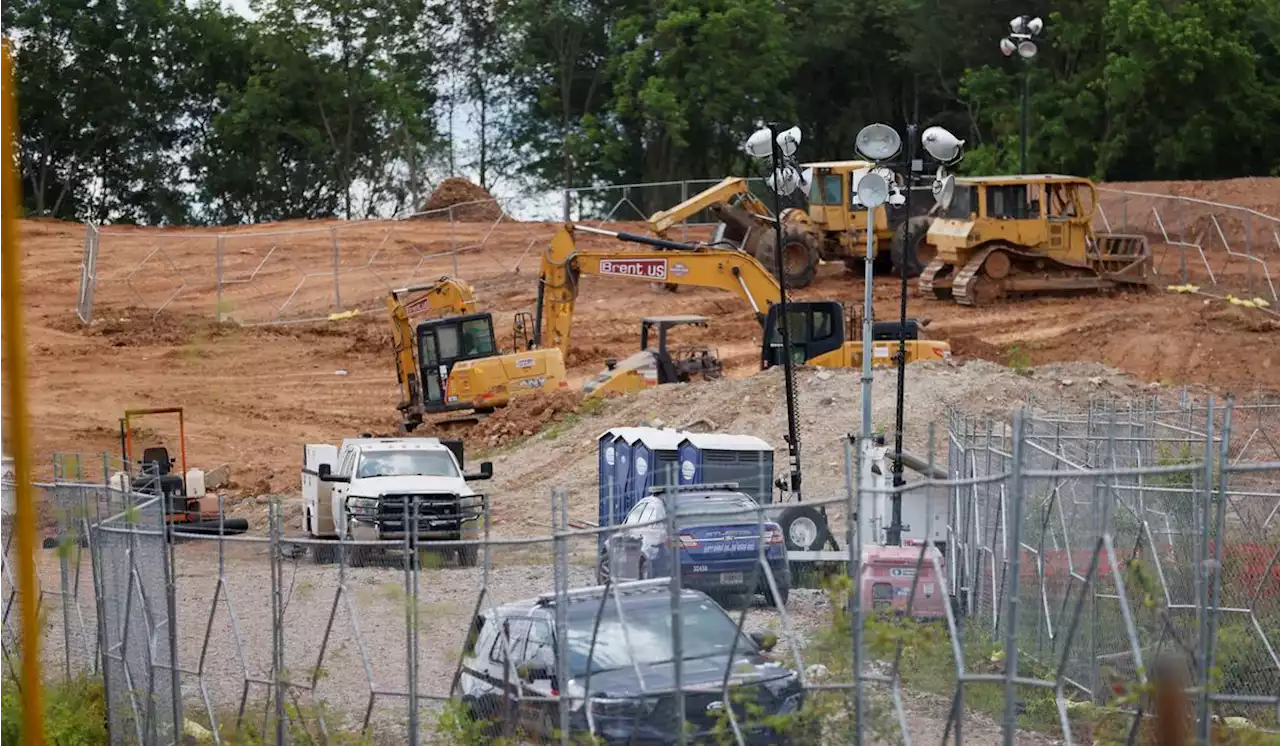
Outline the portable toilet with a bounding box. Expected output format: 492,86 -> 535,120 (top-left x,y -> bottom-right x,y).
676,433 -> 774,504
598,428 -> 644,549
625,428 -> 687,506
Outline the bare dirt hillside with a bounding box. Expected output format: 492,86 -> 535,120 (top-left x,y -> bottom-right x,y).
7,177 -> 1278,523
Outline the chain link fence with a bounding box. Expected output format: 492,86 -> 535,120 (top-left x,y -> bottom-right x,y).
6,396 -> 1279,744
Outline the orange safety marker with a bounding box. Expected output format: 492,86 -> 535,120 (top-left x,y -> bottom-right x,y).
2,37 -> 47,746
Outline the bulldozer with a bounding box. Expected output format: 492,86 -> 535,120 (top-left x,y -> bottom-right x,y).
646,162 -> 934,289
582,315 -> 724,398
387,276 -> 566,432
918,175 -> 1153,305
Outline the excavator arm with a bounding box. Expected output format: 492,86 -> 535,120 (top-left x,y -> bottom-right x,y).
537,224 -> 782,356
646,176 -> 771,238
385,276 -> 479,414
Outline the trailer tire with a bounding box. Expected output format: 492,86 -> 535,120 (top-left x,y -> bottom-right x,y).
777,506 -> 830,552
311,543 -> 339,564
457,545 -> 478,567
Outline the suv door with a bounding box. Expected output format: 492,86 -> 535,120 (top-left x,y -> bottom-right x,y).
516,619 -> 558,736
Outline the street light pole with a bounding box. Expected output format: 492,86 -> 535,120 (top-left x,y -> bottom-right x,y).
887,124 -> 918,547
768,124 -> 803,498
1002,14 -> 1044,175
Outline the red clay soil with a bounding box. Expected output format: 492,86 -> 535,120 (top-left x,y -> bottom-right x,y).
415,177 -> 503,221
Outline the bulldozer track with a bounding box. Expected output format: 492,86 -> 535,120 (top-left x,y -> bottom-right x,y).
952,246 -> 1001,307
918,258 -> 953,299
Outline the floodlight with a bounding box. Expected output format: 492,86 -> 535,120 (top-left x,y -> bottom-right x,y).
921,126 -> 964,163
888,190 -> 906,207
1000,38 -> 1016,56
1017,40 -> 1038,58
856,171 -> 889,208
797,167 -> 814,193
855,123 -> 902,161
1010,16 -> 1025,34
745,127 -> 774,158
766,165 -> 803,195
776,126 -> 802,157
1027,17 -> 1043,35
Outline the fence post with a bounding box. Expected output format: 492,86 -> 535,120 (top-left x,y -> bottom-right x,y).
1001,409 -> 1026,746
330,227 -> 342,311
845,435 -> 866,745
1194,397 -> 1215,743
663,483 -> 686,746
215,235 -> 225,322
1199,399 -> 1233,744
551,488 -> 571,746
270,500 -> 286,743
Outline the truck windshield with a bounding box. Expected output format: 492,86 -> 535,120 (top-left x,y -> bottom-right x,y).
357,450 -> 459,478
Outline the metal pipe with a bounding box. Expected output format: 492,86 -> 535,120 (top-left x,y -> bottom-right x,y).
1020,64 -> 1030,174
860,203 -> 876,445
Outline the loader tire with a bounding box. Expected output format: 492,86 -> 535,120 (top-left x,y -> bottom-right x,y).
757,226 -> 818,289
890,216 -> 936,278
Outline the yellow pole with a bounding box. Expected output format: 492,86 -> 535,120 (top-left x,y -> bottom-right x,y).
2,38 -> 47,745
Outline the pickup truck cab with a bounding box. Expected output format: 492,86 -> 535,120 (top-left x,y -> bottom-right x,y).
302,436 -> 492,565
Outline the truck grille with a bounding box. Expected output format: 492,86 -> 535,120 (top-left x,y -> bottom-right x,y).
375,493 -> 478,533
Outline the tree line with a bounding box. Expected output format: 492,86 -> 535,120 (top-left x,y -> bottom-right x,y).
5,0 -> 1279,225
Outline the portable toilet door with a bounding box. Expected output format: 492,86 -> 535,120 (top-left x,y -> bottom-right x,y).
598,431 -> 619,552
629,437 -> 655,506
677,439 -> 702,488
612,435 -> 633,525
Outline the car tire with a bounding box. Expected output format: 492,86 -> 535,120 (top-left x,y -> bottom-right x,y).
596,553 -> 611,585
777,506 -> 830,552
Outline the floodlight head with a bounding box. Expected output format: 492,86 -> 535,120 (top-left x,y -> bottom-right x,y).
766,164 -> 803,195
1000,38 -> 1016,56
1027,17 -> 1043,35
855,123 -> 902,161
745,127 -> 774,159
1017,40 -> 1038,58
856,171 -> 889,208
776,126 -> 802,157
797,166 -> 814,194
921,126 -> 964,163
1010,16 -> 1025,34
888,190 -> 906,208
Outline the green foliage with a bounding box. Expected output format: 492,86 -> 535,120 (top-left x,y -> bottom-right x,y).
1006,344 -> 1032,374
1,671 -> 108,745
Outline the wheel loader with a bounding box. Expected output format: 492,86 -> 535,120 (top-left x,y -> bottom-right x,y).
918,175 -> 1153,305
646,163 -> 934,289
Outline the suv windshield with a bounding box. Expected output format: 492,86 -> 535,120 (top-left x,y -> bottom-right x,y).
565,596 -> 755,676
357,450 -> 459,478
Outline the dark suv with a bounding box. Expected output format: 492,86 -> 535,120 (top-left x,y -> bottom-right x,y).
456,580 -> 810,744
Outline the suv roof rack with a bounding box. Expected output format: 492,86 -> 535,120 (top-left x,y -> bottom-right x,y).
643,482 -> 740,495
535,578 -> 679,607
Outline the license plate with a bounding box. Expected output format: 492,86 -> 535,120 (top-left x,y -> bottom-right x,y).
719,572 -> 744,585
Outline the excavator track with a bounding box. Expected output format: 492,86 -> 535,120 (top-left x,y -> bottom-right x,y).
918,259 -> 954,300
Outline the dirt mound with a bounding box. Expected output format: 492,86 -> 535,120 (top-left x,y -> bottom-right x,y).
469,389 -> 587,448
415,177 -> 503,221
72,308 -> 240,347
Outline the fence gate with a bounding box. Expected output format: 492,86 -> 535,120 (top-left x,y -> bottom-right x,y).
77,223 -> 99,324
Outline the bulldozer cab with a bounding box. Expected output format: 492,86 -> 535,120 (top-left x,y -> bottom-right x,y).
414,313 -> 499,407
760,301 -> 846,369
955,175 -> 1096,262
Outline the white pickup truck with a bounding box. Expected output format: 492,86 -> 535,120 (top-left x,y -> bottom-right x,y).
301,436 -> 492,565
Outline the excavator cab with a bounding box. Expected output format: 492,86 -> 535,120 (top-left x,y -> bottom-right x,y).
760,302 -> 847,369
414,312 -> 499,409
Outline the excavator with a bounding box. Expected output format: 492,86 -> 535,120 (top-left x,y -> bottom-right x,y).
645,162 -> 933,289
438,225 -> 951,402
919,175 -> 1153,305
386,277 -> 566,432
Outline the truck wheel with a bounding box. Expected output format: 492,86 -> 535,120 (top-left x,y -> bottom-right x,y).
890,216 -> 936,278
457,545 -> 478,567
763,581 -> 790,607
777,506 -> 830,552
311,544 -> 338,565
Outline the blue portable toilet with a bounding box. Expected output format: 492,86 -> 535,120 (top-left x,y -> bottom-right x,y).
626,428 -> 686,506
676,433 -> 775,504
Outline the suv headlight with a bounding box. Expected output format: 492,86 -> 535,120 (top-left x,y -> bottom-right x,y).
588,696 -> 659,720
347,496 -> 379,520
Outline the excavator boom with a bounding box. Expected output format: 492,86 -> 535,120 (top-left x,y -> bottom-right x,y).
538,224 -> 782,355
645,176 -> 770,238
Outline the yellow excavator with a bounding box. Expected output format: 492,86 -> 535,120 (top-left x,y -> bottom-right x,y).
919,175 -> 1152,305
386,277 -> 567,432
440,224 -> 949,400
646,163 -> 933,288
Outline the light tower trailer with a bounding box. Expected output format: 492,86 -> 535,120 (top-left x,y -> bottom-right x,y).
301,436 -> 492,566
